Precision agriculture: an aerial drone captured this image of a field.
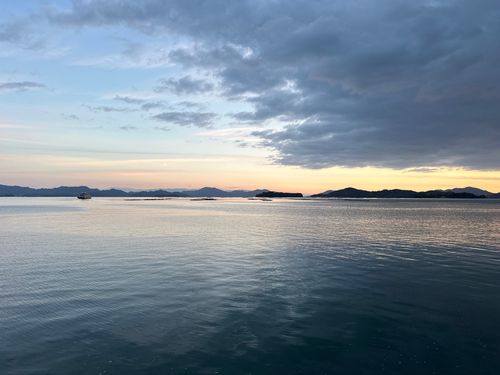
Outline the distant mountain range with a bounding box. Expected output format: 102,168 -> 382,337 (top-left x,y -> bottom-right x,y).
1,184 -> 499,199
312,187 -> 500,199
0,184 -> 269,198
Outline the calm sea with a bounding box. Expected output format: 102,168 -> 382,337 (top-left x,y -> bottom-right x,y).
1,197 -> 499,374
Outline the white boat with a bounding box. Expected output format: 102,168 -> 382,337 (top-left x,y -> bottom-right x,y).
77,192 -> 92,200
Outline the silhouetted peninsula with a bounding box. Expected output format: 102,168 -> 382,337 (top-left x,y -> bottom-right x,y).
256,191 -> 303,198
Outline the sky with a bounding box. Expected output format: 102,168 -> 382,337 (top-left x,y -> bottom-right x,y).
1,0 -> 500,194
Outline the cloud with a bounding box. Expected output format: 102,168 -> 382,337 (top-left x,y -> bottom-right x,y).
155,75 -> 214,96
177,101 -> 207,110
154,126 -> 171,132
85,105 -> 138,113
0,16 -> 46,50
13,0 -> 500,170
198,127 -> 262,140
119,126 -> 138,130
114,95 -> 146,104
42,0 -> 253,37
141,101 -> 169,111
72,42 -> 173,68
404,167 -> 441,173
234,140 -> 250,148
152,111 -> 218,128
0,81 -> 46,92
62,114 -> 80,121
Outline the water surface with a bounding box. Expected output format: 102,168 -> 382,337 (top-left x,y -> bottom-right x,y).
1,198 -> 499,374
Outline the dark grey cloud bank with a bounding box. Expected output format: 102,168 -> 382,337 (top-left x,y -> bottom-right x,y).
26,1 -> 500,168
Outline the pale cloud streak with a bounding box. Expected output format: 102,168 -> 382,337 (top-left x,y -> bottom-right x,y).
84,105 -> 138,113
152,111 -> 218,128
0,137 -> 54,145
55,157 -> 234,166
0,81 -> 46,92
197,127 -> 262,142
0,124 -> 29,129
114,95 -> 146,104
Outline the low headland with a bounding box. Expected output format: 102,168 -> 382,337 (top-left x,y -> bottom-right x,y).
256,191 -> 303,198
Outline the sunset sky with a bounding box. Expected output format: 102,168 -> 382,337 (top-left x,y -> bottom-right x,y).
2,0 -> 500,194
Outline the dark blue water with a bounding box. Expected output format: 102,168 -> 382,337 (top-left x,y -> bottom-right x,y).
1,198 -> 499,374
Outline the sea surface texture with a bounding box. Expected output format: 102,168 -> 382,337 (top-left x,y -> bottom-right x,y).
1,197 -> 499,374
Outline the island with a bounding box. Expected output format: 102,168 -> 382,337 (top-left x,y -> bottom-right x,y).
256,191 -> 303,198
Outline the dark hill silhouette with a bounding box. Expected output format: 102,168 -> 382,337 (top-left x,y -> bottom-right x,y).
445,187 -> 492,196
0,184 -> 129,197
312,187 -> 489,199
0,184 -> 38,196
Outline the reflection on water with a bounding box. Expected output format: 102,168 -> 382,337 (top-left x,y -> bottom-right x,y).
1,198 -> 500,374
